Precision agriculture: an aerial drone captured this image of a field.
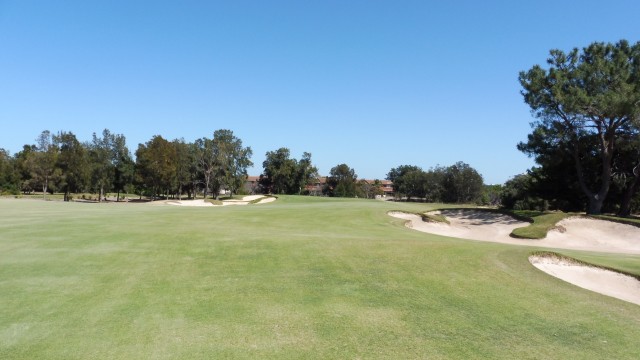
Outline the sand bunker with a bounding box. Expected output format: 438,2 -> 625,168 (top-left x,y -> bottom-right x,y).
389,210 -> 640,254
391,210 -> 529,242
390,209 -> 640,305
530,255 -> 640,306
160,195 -> 275,207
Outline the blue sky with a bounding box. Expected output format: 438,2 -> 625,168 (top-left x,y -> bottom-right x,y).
1,1 -> 639,184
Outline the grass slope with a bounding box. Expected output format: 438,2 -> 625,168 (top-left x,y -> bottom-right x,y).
1,197 -> 639,359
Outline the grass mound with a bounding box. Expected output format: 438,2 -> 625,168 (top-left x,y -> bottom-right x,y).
508,211 -> 572,239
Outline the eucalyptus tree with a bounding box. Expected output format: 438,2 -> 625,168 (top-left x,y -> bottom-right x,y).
89,129 -> 115,202
112,133 -> 134,201
54,131 -> 89,201
211,129 -> 252,198
172,138 -> 192,200
13,145 -> 37,193
28,130 -> 58,200
194,137 -> 215,198
519,40 -> 640,214
295,152 -> 319,194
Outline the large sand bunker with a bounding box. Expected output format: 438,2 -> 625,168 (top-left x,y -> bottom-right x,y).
160,195 -> 276,207
389,209 -> 640,305
389,210 -> 640,254
530,254 -> 640,306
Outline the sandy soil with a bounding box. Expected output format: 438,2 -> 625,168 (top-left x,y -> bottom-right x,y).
160,195 -> 275,207
530,255 -> 640,306
389,209 -> 640,305
389,210 -> 640,254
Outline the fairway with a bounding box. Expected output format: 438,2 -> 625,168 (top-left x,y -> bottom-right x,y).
1,197 -> 639,359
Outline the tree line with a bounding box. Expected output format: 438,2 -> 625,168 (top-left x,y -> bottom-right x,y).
1,129 -> 492,202
386,162 -> 486,203
0,129 -> 253,201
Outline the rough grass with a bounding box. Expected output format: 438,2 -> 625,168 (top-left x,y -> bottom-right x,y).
204,198 -> 224,205
1,197 -> 640,359
589,214 -> 640,228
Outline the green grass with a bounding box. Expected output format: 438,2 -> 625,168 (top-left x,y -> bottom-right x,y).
1,197 -> 639,359
508,211 -> 573,239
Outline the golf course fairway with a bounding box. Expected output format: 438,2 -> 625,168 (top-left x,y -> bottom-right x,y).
1,196 -> 639,359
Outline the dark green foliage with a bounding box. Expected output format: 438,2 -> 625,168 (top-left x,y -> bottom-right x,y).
260,148 -> 318,195
112,134 -> 135,201
519,40 -> 640,214
387,162 -> 484,203
325,163 -> 357,197
0,148 -> 19,194
441,161 -> 484,203
500,173 -> 552,211
172,138 -> 193,200
211,129 -> 253,198
53,131 -> 89,201
135,135 -> 177,199
386,165 -> 421,199
480,184 -> 502,206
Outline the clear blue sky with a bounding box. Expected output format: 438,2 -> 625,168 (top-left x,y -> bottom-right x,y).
1,1 -> 639,184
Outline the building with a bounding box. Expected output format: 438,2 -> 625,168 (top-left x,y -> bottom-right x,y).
245,176 -> 393,198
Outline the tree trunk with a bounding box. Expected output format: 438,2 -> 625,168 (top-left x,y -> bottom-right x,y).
618,165 -> 640,217
117,189 -> 121,202
572,141 -> 613,215
586,196 -> 605,215
99,185 -> 104,203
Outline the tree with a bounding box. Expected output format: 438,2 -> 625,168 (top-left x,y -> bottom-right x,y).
441,161 -> 484,203
518,125 -> 593,211
211,129 -> 252,198
326,163 -> 357,197
356,179 -> 384,199
89,129 -> 115,202
112,133 -> 134,201
519,40 -> 640,214
172,138 -> 192,200
194,137 -> 215,198
0,149 -> 19,194
261,147 -> 297,194
28,130 -> 58,200
54,131 -> 89,201
295,152 -> 319,195
13,145 -> 37,194
260,148 -> 319,194
135,135 -> 177,199
386,165 -> 422,200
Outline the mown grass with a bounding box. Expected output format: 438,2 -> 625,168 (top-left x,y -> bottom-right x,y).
508,211 -> 573,239
1,197 -> 639,359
